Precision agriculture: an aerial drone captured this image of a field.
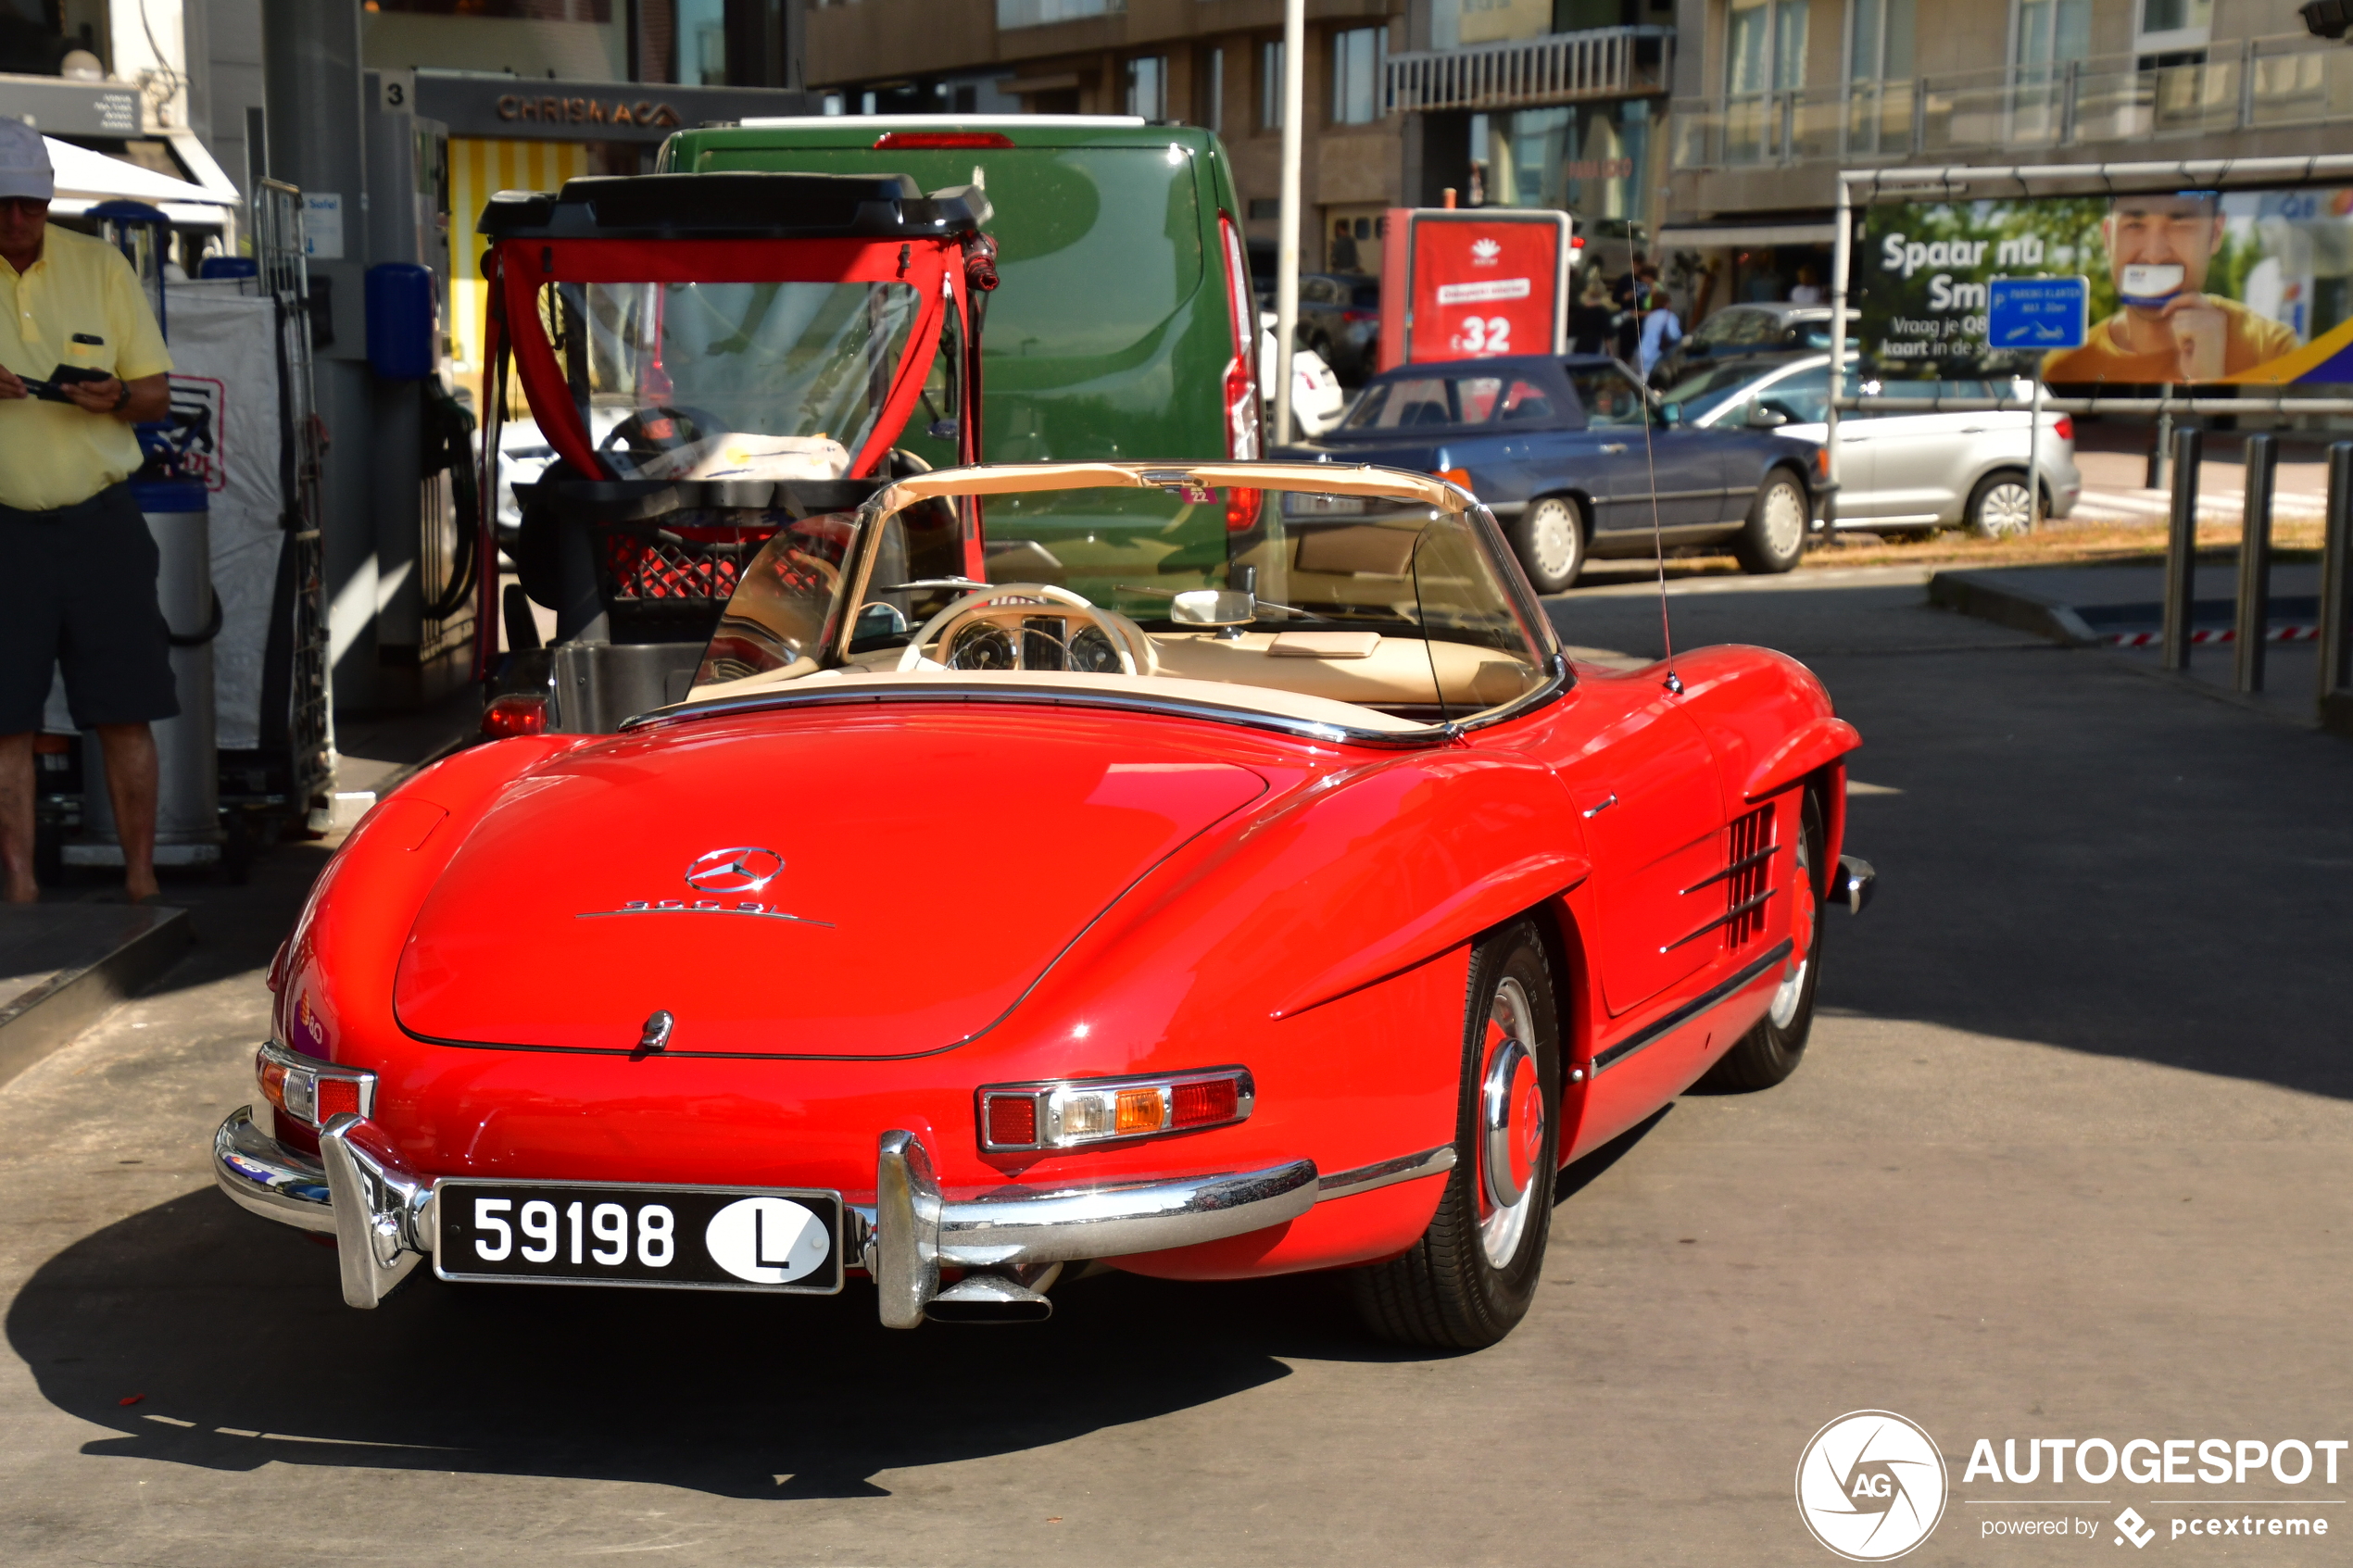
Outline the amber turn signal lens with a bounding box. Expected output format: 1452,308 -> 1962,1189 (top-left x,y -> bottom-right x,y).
1114,1087 -> 1164,1135
1435,468 -> 1473,492
482,695 -> 547,739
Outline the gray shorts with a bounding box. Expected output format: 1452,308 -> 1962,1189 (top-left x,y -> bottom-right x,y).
0,483 -> 180,734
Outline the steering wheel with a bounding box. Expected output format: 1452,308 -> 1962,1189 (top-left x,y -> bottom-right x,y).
895,583 -> 1155,676
598,403 -> 724,464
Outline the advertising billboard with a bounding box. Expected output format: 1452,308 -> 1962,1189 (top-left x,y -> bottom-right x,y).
1378,207 -> 1572,372
1856,188 -> 2353,389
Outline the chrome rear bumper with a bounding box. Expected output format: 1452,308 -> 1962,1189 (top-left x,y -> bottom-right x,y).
213,1109 -> 1322,1323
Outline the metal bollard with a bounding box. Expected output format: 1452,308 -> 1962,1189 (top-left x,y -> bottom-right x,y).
2161,426 -> 2201,671
2322,442 -> 2353,715
2234,433 -> 2276,695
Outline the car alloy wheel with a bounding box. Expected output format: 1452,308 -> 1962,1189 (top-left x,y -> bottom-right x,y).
1969,474 -> 2035,539
1513,495 -> 1586,593
1350,920 -> 1561,1348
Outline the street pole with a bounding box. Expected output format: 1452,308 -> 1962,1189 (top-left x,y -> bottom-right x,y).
2027,374 -> 2043,533
1826,176 -> 1850,525
1273,0 -> 1303,447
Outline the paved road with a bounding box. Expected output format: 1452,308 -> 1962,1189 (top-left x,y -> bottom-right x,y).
3,569 -> 2349,1566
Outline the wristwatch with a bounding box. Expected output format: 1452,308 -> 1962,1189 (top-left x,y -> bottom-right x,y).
109,381 -> 132,414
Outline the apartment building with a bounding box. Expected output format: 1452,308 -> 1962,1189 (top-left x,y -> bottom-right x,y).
807,0 -> 1677,279
1663,0 -> 2353,316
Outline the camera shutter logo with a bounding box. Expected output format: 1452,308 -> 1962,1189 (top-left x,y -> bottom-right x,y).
1795,1411 -> 1949,1561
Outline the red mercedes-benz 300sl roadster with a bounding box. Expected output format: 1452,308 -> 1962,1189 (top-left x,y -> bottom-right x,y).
215,461 -> 1870,1348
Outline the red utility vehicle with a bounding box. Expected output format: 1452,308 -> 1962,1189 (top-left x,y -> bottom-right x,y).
217,456 -> 1870,1346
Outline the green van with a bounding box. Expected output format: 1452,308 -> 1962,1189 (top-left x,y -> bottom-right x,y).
658,117 -> 1264,595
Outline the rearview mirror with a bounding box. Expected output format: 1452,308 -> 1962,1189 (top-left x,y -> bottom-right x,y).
1171,589 -> 1257,627
1659,401 -> 1683,427
1746,404 -> 1789,429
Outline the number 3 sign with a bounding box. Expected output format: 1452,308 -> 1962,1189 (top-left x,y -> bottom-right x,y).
1379,208 -> 1573,372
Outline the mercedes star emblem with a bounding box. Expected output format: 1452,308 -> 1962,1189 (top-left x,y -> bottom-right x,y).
684,846 -> 783,895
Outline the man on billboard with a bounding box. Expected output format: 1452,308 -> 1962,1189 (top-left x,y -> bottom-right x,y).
2041,192 -> 2295,383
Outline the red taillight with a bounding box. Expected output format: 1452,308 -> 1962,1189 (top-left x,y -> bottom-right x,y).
1226,487 -> 1264,531
482,694 -> 547,738
978,1069 -> 1252,1150
2053,415 -> 2074,442
1342,308 -> 1378,322
873,131 -> 1014,149
315,1077 -> 361,1123
1571,235 -> 1585,249
1171,1077 -> 1239,1128
1216,212 -> 1261,458
984,1093 -> 1038,1147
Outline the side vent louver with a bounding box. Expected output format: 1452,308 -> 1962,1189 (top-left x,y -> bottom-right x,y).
1664,804 -> 1780,954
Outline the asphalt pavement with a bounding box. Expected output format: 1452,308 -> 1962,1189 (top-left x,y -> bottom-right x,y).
1,565 -> 2348,1566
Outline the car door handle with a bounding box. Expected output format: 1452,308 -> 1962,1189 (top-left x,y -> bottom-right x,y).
1578,789 -> 1618,819
1600,443 -> 1629,455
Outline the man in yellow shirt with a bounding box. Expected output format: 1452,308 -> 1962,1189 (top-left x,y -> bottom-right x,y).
0,119 -> 175,904
2041,192 -> 2296,385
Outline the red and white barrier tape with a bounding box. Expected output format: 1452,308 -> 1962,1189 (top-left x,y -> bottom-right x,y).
2109,625 -> 2319,646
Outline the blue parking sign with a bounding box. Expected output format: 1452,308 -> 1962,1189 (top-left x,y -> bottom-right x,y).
1987,277 -> 2090,350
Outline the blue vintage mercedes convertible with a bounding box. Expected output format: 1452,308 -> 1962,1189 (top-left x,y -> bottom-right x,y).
1281,354 -> 1829,593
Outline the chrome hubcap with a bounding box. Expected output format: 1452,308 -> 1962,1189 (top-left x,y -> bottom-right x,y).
1978,482 -> 2033,537
1478,977 -> 1544,1268
1529,500 -> 1578,579
1762,483 -> 1806,558
1769,822 -> 1817,1029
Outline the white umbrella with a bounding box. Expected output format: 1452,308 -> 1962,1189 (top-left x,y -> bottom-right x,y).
43,134 -> 232,207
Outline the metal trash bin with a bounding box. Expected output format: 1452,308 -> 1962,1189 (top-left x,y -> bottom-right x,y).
74,479 -> 222,869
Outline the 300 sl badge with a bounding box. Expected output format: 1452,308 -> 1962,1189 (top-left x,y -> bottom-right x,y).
576,846 -> 833,925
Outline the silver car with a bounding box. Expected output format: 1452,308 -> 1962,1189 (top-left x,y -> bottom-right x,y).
1668,355 -> 2080,538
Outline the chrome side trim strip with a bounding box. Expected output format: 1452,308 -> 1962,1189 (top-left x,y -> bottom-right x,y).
1589,939 -> 1794,1077
1315,1144 -> 1457,1200
1680,842 -> 1779,897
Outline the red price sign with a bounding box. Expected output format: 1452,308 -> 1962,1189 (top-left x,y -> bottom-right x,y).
1379,209 -> 1572,372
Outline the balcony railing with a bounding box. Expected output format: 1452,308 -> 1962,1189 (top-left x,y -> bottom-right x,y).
997,0 -> 1122,30
1387,26 -> 1673,115
1672,32 -> 2353,170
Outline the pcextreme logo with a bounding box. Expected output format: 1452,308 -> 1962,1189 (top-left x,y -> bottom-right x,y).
1797,1411 -> 1951,1561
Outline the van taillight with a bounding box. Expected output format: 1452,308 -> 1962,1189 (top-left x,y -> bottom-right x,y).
873,132 -> 1014,150
2053,415 -> 2074,442
1217,211 -> 1261,458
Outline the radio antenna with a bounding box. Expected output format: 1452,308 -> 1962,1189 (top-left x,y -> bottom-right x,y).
1634,359 -> 1684,697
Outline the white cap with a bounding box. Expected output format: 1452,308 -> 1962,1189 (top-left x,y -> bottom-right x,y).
0,117 -> 55,203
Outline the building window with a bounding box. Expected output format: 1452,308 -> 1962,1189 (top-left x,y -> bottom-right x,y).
1261,39 -> 1285,131
1126,55 -> 1166,119
1331,26 -> 1386,125
1727,0 -> 1808,98
676,0 -> 726,85
1199,45 -> 1225,133
2133,0 -> 2211,57
998,0 -> 1126,29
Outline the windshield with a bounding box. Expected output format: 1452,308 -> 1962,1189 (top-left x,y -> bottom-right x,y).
541,279 -> 920,481
683,469 -> 1558,737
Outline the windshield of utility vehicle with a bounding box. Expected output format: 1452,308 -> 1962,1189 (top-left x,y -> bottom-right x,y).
687,477 -> 1557,730
538,279 -> 922,481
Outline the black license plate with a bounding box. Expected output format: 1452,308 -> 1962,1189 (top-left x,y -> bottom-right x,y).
434,1180 -> 844,1295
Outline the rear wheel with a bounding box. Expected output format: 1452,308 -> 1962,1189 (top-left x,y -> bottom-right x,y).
1965,470 -> 2037,538
1698,790 -> 1826,1092
1511,495 -> 1587,594
1734,470 -> 1808,574
1351,921 -> 1561,1348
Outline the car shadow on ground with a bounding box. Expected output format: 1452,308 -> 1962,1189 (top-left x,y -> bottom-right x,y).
10,1172 -> 1592,1499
